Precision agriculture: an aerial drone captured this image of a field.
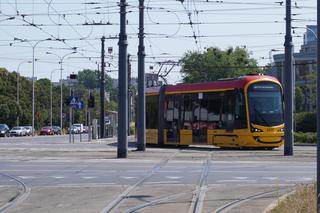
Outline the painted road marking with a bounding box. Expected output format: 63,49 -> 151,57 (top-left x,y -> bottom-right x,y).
233,177 -> 248,180
145,181 -> 181,184
50,176 -> 65,179
166,176 -> 183,179
18,176 -> 35,179
81,176 -> 97,179
262,177 -> 279,181
120,176 -> 137,179
217,180 -> 257,183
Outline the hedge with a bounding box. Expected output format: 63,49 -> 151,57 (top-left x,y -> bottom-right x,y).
295,112 -> 316,133
294,132 -> 317,144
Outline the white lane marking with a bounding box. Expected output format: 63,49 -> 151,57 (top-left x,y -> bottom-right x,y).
262,177 -> 279,181
301,177 -> 313,181
166,176 -> 183,179
18,176 -> 35,179
157,170 -> 180,173
81,176 -> 97,179
233,177 -> 248,180
145,181 -> 181,184
120,176 -> 137,179
126,170 -> 148,173
50,176 -> 65,179
217,180 -> 257,183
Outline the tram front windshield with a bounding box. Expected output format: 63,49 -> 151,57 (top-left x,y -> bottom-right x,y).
248,82 -> 284,126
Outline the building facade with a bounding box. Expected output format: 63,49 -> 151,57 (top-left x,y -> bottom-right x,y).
272,25 -> 316,112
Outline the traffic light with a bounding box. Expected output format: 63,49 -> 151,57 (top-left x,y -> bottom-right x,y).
88,93 -> 95,108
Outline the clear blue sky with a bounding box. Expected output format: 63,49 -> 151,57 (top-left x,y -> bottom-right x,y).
0,0 -> 316,84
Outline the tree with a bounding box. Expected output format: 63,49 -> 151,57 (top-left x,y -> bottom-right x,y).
180,46 -> 260,83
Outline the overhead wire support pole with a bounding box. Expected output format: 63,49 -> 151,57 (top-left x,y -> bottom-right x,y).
100,36 -> 106,139
317,0 -> 320,210
137,0 -> 146,151
117,0 -> 128,158
284,0 -> 294,156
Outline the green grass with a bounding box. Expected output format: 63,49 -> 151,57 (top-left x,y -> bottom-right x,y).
270,184 -> 316,213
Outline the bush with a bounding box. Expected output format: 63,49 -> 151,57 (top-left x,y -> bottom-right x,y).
295,112 -> 316,132
294,132 -> 317,144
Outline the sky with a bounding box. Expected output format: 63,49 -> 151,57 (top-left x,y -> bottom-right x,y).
0,0 -> 317,84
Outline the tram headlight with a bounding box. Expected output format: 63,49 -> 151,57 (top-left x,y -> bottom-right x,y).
278,128 -> 284,132
251,127 -> 262,132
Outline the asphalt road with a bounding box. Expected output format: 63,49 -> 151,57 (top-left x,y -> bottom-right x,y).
0,136 -> 316,213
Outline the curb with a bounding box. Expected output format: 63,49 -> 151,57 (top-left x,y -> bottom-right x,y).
262,189 -> 296,213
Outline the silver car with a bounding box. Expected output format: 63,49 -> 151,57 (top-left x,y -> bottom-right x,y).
23,126 -> 33,136
10,126 -> 27,137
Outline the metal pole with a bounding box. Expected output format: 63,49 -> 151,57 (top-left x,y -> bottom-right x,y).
17,71 -> 19,126
128,54 -> 131,136
100,36 -> 106,138
69,86 -> 72,143
137,0 -> 146,151
50,75 -> 53,127
88,90 -> 92,142
284,0 -> 294,156
60,61 -> 63,131
32,46 -> 35,136
316,0 -> 320,210
117,0 -> 128,158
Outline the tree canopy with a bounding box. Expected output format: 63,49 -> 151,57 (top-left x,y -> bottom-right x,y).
180,46 -> 261,83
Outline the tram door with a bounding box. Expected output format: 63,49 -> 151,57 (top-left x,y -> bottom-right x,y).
193,93 -> 208,144
165,96 -> 180,144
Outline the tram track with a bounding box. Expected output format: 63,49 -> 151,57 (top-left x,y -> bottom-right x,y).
0,173 -> 31,212
104,149 -> 213,213
188,151 -> 211,213
99,150 -> 180,213
214,187 -> 291,213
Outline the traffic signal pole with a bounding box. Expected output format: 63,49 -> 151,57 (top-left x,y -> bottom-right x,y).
117,0 -> 128,158
316,0 -> 320,210
137,0 -> 146,151
100,36 -> 106,138
284,0 -> 294,156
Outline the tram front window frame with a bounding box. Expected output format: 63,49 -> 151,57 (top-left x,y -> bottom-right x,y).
248,82 -> 284,127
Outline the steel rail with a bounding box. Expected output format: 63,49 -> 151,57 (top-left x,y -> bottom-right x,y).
0,173 -> 31,212
99,150 -> 180,213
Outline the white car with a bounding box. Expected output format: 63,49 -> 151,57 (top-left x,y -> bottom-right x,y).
73,124 -> 84,133
23,126 -> 33,136
9,126 -> 27,137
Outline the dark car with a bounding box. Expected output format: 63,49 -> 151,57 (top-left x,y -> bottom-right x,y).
0,124 -> 10,137
52,126 -> 61,135
39,126 -> 54,135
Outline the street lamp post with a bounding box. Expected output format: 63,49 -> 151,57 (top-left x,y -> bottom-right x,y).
16,60 -> 32,126
14,38 -> 53,135
50,68 -> 60,127
46,51 -> 76,131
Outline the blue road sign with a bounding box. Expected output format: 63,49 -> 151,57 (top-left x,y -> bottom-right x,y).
69,96 -> 79,106
76,100 -> 84,110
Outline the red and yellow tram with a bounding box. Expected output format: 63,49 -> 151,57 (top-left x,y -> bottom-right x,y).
146,75 -> 284,149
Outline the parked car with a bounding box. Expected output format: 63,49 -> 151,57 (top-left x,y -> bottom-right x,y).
39,126 -> 54,135
73,124 -> 84,133
9,126 -> 27,136
67,125 -> 79,134
83,126 -> 89,133
52,126 -> 61,135
0,124 -> 10,137
23,126 -> 33,136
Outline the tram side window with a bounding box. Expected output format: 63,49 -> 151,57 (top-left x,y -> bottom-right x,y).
206,93 -> 223,129
146,95 -> 159,129
180,95 -> 193,129
234,91 -> 247,129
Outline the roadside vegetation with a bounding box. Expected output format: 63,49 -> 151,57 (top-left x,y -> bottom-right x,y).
270,184 -> 316,213
0,67 -> 118,129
